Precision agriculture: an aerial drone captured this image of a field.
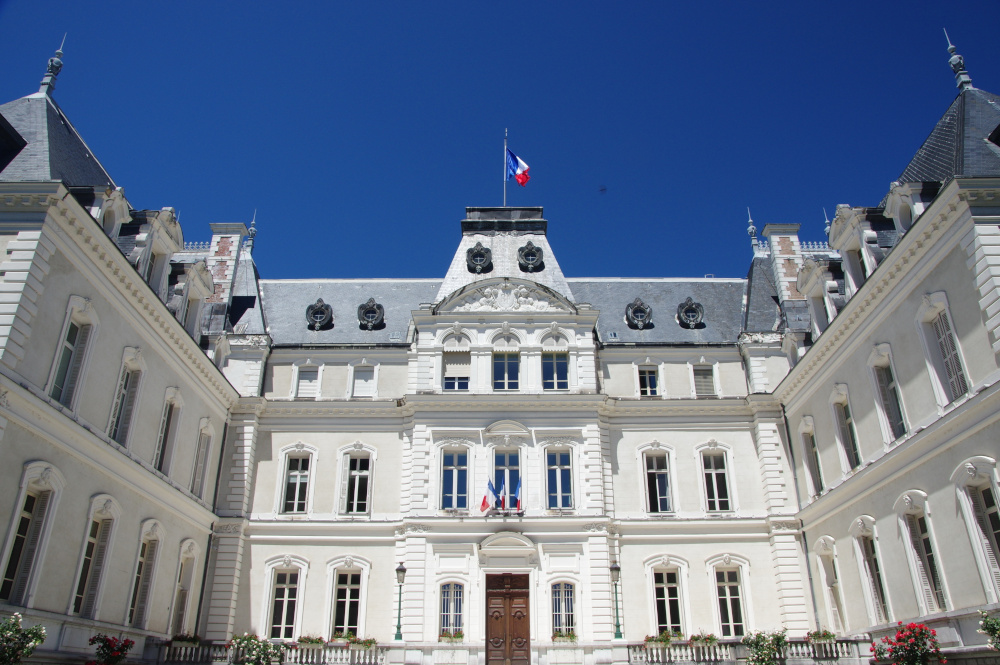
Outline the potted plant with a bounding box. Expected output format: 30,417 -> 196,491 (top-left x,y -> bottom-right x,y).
347,636 -> 377,650
690,631 -> 719,646
645,631 -> 674,648
0,613 -> 46,665
552,629 -> 577,642
228,633 -> 285,665
328,631 -> 354,646
296,635 -> 325,650
439,630 -> 463,643
742,629 -> 787,665
806,629 -> 836,644
871,622 -> 945,665
170,633 -> 201,648
86,634 -> 135,665
979,611 -> 1000,651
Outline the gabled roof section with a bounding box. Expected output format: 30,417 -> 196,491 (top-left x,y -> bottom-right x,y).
0,92 -> 115,189
897,87 -> 1000,184
228,243 -> 267,335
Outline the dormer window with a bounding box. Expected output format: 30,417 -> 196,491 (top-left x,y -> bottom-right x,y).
626,298 -> 652,329
518,241 -> 544,272
466,242 -> 493,274
357,298 -> 385,330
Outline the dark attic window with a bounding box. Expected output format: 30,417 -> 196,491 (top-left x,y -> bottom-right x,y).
0,112 -> 27,173
989,123 -> 1000,148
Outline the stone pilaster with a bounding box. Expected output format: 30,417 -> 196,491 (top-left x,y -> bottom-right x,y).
767,519 -> 811,635
962,221 -> 1000,354
0,226 -> 56,372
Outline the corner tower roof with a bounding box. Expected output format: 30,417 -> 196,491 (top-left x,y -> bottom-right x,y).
434,207 -> 574,303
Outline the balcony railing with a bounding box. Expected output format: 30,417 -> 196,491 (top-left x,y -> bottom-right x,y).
160,644 -> 387,664
628,639 -> 868,664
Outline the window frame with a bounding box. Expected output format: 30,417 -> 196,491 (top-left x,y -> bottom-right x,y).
652,569 -> 684,635
126,519 -> 162,629
640,445 -> 674,515
440,331 -> 473,392
915,293 -> 970,408
440,447 -> 469,511
440,581 -> 465,637
492,352 -> 520,391
292,362 -> 322,400
67,495 -> 120,619
189,419 -> 214,499
261,554 -> 309,642
169,539 -> 199,637
894,491 -> 947,614
492,448 -> 521,511
813,536 -> 847,634
325,557 -> 368,639
45,295 -> 99,411
708,556 -> 750,638
545,447 -> 573,510
950,456 -> 1000,603
690,363 -> 718,398
106,346 -> 146,448
153,388 -> 183,475
868,344 -> 907,444
850,515 -> 891,625
637,364 -> 660,397
338,444 -> 377,516
541,352 -> 569,391
0,462 -> 65,608
830,385 -> 863,473
274,443 -> 318,516
347,360 -> 378,398
550,581 -> 575,637
698,444 -> 734,513
798,417 -> 824,497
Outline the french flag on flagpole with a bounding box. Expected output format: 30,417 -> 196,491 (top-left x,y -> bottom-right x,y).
506,148 -> 530,187
480,479 -> 500,512
513,478 -> 522,511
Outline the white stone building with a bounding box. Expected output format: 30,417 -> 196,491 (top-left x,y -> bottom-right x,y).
0,42 -> 998,665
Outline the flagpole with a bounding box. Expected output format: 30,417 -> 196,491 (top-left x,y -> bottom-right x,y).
503,128 -> 508,207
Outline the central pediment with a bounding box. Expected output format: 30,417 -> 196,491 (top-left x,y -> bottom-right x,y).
435,277 -> 576,314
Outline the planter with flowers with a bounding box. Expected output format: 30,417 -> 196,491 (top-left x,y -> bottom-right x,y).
327,631 -> 354,647
228,633 -> 285,665
170,633 -> 201,648
295,636 -> 325,651
0,613 -> 46,665
980,611 -> 1000,652
347,636 -> 377,650
439,630 -> 463,643
552,630 -> 577,643
806,629 -> 837,658
870,622 -> 945,665
690,631 -> 719,659
86,634 -> 135,665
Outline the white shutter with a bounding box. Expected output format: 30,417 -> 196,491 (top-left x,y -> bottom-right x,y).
132,539 -> 158,627
81,519 -> 112,618
353,367 -> 375,397
443,352 -> 471,378
906,514 -> 939,612
108,367 -> 128,439
297,368 -> 319,398
191,433 -> 210,498
339,454 -> 351,513
861,537 -> 887,624
11,491 -> 50,605
970,488 -> 1000,594
933,313 -> 968,399
154,403 -> 175,470
693,366 -> 715,396
115,372 -> 140,444
62,324 -> 91,406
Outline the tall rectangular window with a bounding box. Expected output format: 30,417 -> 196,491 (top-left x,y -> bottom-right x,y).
638,367 -> 659,396
352,366 -> 375,397
442,451 -> 468,510
551,583 -> 574,634
296,367 -> 319,398
693,366 -> 716,397
191,432 -> 211,499
547,451 -> 572,509
716,569 -> 744,637
802,432 -> 824,495
834,400 -> 862,470
283,457 -> 310,513
153,402 -> 177,473
860,535 -> 889,624
109,367 -> 140,445
51,322 -> 91,406
73,518 -> 111,616
443,352 -> 470,391
653,570 -> 682,634
333,572 -> 361,635
703,453 -> 731,511
906,514 -> 946,612
441,583 -> 463,636
269,570 -> 298,639
542,353 -> 569,390
128,539 -> 158,627
494,451 -> 520,509
0,491 -> 50,604
646,453 -> 671,513
931,311 -> 968,401
493,353 -> 520,390
971,486 -> 1000,592
874,364 -> 906,440
346,455 -> 371,514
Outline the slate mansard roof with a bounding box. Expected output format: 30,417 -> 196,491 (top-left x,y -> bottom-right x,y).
0,92 -> 115,189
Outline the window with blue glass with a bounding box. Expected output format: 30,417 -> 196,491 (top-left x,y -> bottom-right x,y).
493,353 -> 519,390
441,451 -> 468,509
494,451 -> 520,509
547,451 -> 572,508
645,452 -> 672,513
542,353 -> 569,390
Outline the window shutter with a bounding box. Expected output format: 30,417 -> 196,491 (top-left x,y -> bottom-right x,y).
11,491 -> 50,605
339,454 -> 350,513
970,488 -> 1000,594
62,324 -> 91,406
933,313 -> 968,399
861,538 -> 887,624
81,519 -> 112,618
875,365 -> 905,438
191,433 -> 210,497
906,514 -> 939,612
297,368 -> 319,398
132,539 -> 158,627
154,403 -> 175,471
353,367 -> 375,396
443,352 -> 471,378
693,366 -> 715,396
116,373 -> 140,444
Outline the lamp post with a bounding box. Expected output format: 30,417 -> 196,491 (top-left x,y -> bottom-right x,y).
395,562 -> 406,641
610,561 -> 623,639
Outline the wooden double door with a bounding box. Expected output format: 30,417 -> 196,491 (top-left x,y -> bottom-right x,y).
485,574 -> 530,665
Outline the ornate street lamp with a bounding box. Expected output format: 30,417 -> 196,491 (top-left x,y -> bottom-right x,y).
610,561 -> 623,639
395,562 -> 407,641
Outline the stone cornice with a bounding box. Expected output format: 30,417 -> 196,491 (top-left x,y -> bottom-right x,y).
38,184 -> 239,408
776,180 -> 997,404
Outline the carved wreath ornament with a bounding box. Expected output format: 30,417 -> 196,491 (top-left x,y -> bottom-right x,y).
625,298 -> 652,329
306,298 -> 333,330
357,298 -> 385,330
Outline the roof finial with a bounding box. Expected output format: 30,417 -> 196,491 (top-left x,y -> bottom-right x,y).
823,208 -> 831,236
746,207 -> 758,247
943,29 -> 973,92
39,35 -> 67,95
245,209 -> 257,254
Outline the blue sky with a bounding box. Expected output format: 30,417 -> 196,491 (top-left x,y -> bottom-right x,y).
1,1 -> 998,281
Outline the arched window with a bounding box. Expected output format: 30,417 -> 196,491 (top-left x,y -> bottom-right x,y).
951,457 -> 1000,602
128,520 -> 163,628
108,346 -> 146,447
71,495 -> 120,619
813,536 -> 846,633
638,443 -> 674,514
492,333 -> 521,391
442,333 -> 471,392
541,333 -> 569,391
830,385 -> 862,472
328,557 -> 368,638
894,491 -> 947,614
697,442 -> 733,512
915,293 -> 969,407
798,417 -> 824,497
276,443 -> 318,515
262,554 -> 309,640
153,387 -> 183,474
850,516 -> 890,625
868,344 -> 907,443
171,540 -> 199,636
551,582 -> 575,636
708,555 -> 749,637
190,419 -> 214,499
48,295 -> 99,410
